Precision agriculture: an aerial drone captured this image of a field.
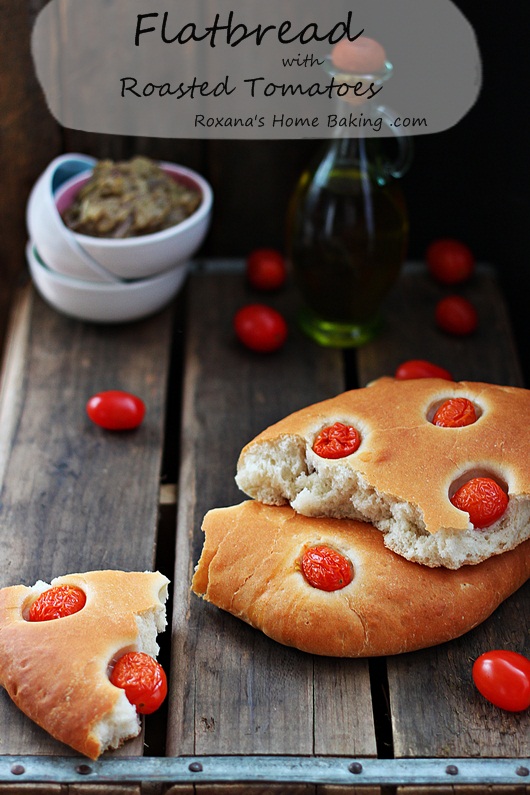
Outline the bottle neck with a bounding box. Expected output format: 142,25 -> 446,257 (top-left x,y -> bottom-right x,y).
330,89 -> 382,136
327,134 -> 371,175
316,58 -> 411,183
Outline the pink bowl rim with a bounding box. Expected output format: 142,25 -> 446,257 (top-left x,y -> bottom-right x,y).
54,161 -> 213,248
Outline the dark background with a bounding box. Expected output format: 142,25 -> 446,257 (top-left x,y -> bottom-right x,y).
1,1 -> 529,381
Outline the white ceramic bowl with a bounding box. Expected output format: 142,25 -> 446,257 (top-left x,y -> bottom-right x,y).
26,155 -> 119,284
27,155 -> 213,282
27,241 -> 188,324
55,162 -> 212,280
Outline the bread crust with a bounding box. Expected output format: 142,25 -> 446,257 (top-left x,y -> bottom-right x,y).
0,570 -> 169,759
193,501 -> 530,657
235,378 -> 530,567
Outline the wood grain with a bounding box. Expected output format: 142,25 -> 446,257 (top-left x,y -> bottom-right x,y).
0,292 -> 174,755
357,263 -> 524,387
398,789 -> 530,795
167,265 -> 376,759
0,786 -> 63,795
168,262 -> 529,779
0,261 -> 527,789
0,0 -> 61,355
167,787 -> 380,795
357,263 -> 529,758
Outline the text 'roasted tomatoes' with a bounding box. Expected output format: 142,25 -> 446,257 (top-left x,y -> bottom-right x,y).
313,422 -> 361,459
28,585 -> 86,622
473,650 -> 530,712
86,390 -> 145,431
426,238 -> 475,285
435,295 -> 478,336
110,652 -> 167,715
394,359 -> 453,381
246,249 -> 287,291
301,545 -> 354,591
432,398 -> 477,428
234,304 -> 288,353
450,477 -> 508,529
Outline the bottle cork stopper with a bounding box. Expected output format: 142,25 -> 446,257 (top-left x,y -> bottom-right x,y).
331,36 -> 387,74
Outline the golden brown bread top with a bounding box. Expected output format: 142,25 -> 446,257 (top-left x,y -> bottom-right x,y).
193,501 -> 530,657
237,378 -> 530,535
0,570 -> 168,759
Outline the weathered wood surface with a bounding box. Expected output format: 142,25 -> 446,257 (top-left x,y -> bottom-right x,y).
169,262 -> 529,776
168,264 -> 377,762
357,263 -> 524,387
0,286 -> 174,755
0,0 -> 61,354
0,261 -> 527,793
3,0 -> 530,405
357,264 -> 529,758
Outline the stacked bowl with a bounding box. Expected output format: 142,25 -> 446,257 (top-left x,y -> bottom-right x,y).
26,154 -> 213,323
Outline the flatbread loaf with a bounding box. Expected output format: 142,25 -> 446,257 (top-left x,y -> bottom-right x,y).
0,570 -> 169,759
192,501 -> 530,657
235,377 -> 530,568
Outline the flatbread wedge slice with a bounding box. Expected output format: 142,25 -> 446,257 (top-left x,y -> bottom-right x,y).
0,570 -> 169,759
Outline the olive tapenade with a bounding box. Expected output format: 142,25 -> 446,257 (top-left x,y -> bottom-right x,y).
62,156 -> 202,238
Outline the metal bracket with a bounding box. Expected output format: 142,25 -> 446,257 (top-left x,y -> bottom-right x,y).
0,756 -> 529,787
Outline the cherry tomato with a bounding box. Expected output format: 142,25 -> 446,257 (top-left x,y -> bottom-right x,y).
473,650 -> 530,712
313,422 -> 361,459
450,477 -> 508,529
246,249 -> 287,291
28,585 -> 86,622
426,238 -> 475,285
394,359 -> 454,381
86,390 -> 145,431
436,295 -> 478,336
110,652 -> 167,715
301,545 -> 354,591
233,304 -> 288,353
432,397 -> 477,428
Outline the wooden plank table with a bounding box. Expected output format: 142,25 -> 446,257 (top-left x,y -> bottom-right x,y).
0,260 -> 527,794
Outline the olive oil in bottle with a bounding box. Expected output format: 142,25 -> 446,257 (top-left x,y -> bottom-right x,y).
288,134 -> 409,347
287,44 -> 412,348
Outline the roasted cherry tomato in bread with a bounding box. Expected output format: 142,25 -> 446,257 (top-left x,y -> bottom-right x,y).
312,422 -> 361,459
301,545 -> 353,591
246,249 -> 287,291
110,652 -> 167,715
234,304 -> 288,353
473,650 -> 530,712
426,238 -> 475,285
433,398 -> 477,428
435,295 -> 478,336
394,359 -> 453,381
28,585 -> 86,622
86,390 -> 145,431
450,477 -> 508,529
